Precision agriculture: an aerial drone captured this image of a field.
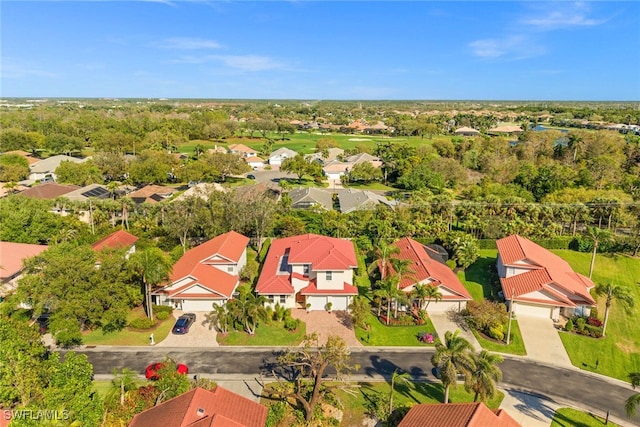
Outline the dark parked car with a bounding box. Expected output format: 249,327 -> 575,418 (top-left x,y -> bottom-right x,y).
36,313 -> 52,334
145,362 -> 189,380
172,313 -> 196,334
247,174 -> 256,180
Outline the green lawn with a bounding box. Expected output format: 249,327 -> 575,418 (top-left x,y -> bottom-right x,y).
551,407 -> 621,427
457,250 -> 500,301
472,320 -> 527,356
345,182 -> 397,192
83,307 -> 174,346
355,312 -> 437,346
92,380 -> 113,399
216,320 -> 306,346
552,251 -> 640,381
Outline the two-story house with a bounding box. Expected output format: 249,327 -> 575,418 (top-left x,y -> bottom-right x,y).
496,234 -> 595,321
154,231 -> 250,311
256,234 -> 358,311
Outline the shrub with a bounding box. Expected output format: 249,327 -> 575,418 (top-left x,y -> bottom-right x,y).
565,318 -> 574,332
284,317 -> 299,331
240,257 -> 259,282
153,304 -> 173,315
465,300 -> 508,332
156,311 -> 170,321
587,317 -> 603,327
266,402 -> 287,427
589,306 -> 599,320
129,317 -> 156,330
584,324 -> 603,338
575,317 -> 586,332
487,324 -> 505,341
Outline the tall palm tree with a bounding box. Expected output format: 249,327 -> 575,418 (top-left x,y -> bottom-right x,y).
129,247 -> 173,319
227,285 -> 268,335
412,284 -> 443,310
389,257 -> 414,318
585,227 -> 612,279
374,275 -> 401,325
389,369 -> 411,416
431,330 -> 475,404
594,283 -> 635,337
367,240 -> 400,280
625,372 -> 640,418
465,350 -> 503,402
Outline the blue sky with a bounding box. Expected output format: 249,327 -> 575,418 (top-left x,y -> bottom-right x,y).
2,1 -> 639,100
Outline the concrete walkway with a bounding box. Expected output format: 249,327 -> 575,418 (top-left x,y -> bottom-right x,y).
517,316 -> 572,367
499,388 -> 560,427
429,312 -> 482,351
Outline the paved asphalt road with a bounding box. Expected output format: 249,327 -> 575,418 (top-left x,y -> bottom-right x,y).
74,347 -> 637,423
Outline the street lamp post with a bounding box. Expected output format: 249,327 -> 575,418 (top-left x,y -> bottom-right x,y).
506,288 -> 515,345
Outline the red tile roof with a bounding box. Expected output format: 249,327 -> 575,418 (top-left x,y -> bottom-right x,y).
0,242 -> 48,279
497,235 -> 595,306
390,237 -> 472,300
168,231 -> 249,298
128,386 -> 267,427
300,280 -> 358,295
228,144 -> 255,154
398,402 -> 521,427
91,230 -> 138,252
19,183 -> 80,200
256,234 -> 357,295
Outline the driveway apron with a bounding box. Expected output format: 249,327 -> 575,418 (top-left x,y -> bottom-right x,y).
290,310 -> 362,347
429,312 -> 481,352
517,315 -> 572,367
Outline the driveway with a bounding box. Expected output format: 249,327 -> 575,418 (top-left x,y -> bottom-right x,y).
290,309 -> 362,347
429,312 -> 481,352
517,315 -> 572,367
243,169 -> 296,184
156,311 -> 219,348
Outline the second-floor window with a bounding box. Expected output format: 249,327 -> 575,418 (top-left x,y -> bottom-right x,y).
303,265 -> 310,275
227,266 -> 234,272
326,271 -> 332,281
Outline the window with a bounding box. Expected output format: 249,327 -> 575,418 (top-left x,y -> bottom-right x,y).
267,295 -> 275,303
279,295 -> 286,304
326,271 -> 332,281
303,265 -> 310,276
227,266 -> 234,272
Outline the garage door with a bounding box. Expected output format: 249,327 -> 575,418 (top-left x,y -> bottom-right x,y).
515,302 -> 552,319
328,296 -> 349,311
427,301 -> 465,313
306,296 -> 327,311
181,299 -> 218,312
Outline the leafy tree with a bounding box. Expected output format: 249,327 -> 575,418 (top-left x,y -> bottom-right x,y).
55,159 -> 103,185
155,358 -> 192,402
397,163 -> 445,192
207,152 -> 251,181
347,161 -> 383,183
129,247 -> 173,319
594,283 -> 635,337
465,350 -> 503,402
349,295 -> 371,330
626,372 -> 640,418
431,330 -> 475,403
281,153 -> 312,181
128,150 -> 178,184
261,334 -> 358,423
44,133 -> 84,155
0,197 -> 80,244
0,154 -> 30,182
164,196 -> 208,253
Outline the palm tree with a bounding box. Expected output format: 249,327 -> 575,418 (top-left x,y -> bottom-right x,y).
389,257 -> 414,318
389,369 -> 411,416
412,284 -> 443,310
129,248 -> 173,319
374,275 -> 401,325
625,372 -> 640,418
465,350 -> 503,402
367,240 -> 400,280
585,227 -> 612,279
106,368 -> 138,407
227,285 -> 268,335
431,330 -> 475,404
594,283 -> 635,337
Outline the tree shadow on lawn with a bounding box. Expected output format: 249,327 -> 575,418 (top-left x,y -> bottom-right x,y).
366,355 -> 430,403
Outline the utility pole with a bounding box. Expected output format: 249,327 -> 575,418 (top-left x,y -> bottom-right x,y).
506,288 -> 515,345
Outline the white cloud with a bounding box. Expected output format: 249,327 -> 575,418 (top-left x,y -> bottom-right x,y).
469,36 -> 545,60
521,2 -> 608,30
170,54 -> 285,71
0,57 -> 56,79
157,37 -> 222,50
